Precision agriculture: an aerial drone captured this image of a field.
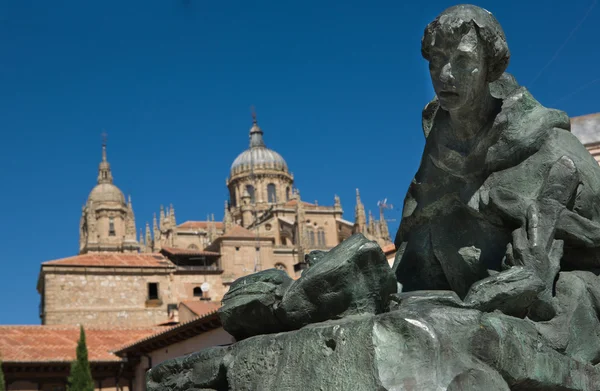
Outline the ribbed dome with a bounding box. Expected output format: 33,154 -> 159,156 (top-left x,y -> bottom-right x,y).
88,183 -> 126,205
229,119 -> 289,177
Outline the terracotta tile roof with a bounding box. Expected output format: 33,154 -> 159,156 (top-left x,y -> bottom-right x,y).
180,300 -> 221,317
178,221 -> 224,230
160,247 -> 220,257
114,310 -> 224,355
43,253 -> 174,268
571,113 -> 600,146
221,225 -> 256,239
0,326 -> 160,363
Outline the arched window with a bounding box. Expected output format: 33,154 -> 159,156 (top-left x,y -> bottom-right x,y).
318,230 -> 326,247
188,244 -> 199,250
193,287 -> 203,298
267,183 -> 277,204
108,217 -> 116,236
286,187 -> 291,201
246,185 -> 255,203
309,230 -> 315,246
230,188 -> 237,207
274,263 -> 286,271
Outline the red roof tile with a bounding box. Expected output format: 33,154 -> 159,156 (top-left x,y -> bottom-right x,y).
0,326 -> 161,363
180,301 -> 221,317
178,221 -> 224,230
43,253 -> 174,268
161,247 -> 220,257
221,225 -> 256,239
114,311 -> 223,355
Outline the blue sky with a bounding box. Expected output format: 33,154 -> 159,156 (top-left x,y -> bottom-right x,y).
0,0 -> 598,324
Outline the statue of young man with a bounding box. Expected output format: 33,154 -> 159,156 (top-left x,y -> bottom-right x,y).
394,5 -> 600,323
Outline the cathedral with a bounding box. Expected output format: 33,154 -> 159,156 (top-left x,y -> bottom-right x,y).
37,114 -> 393,328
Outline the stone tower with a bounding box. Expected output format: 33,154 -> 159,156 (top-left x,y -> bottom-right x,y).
79,136 -> 139,253
354,188 -> 367,234
226,111 -> 294,227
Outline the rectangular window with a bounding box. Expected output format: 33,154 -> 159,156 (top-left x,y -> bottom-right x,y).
109,217 -> 116,236
148,283 -> 159,300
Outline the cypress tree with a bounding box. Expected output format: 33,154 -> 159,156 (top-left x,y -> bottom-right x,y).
0,358 -> 5,391
67,326 -> 94,391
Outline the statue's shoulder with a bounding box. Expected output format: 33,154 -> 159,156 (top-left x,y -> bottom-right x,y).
485,73 -> 573,172
422,98 -> 439,139
492,73 -> 570,132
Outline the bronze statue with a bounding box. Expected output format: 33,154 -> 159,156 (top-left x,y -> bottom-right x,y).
394,5 -> 600,322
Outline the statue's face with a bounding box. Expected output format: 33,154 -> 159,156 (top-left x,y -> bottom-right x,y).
428,27 -> 487,111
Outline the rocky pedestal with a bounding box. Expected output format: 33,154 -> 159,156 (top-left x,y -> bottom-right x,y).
147,301 -> 600,391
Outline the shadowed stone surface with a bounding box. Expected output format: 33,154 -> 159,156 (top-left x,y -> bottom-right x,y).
147,304 -> 600,391
277,233 -> 397,329
218,269 -> 292,340
220,234 -> 397,340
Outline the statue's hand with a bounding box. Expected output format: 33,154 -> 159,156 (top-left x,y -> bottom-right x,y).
503,156 -> 580,320
504,205 -> 563,320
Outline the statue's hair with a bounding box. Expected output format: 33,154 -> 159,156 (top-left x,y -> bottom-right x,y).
421,4 -> 510,82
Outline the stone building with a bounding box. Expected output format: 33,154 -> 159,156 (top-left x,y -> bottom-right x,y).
37,114 -> 393,329
571,113 -> 600,163
79,137 -> 140,254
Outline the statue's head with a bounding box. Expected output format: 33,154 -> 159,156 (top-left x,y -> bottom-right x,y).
422,5 -> 510,111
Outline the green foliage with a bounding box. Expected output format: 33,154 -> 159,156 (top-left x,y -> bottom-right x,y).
67,326 -> 94,391
0,358 -> 5,391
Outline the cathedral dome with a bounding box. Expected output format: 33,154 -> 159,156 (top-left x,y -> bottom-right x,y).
229,119 -> 289,177
88,183 -> 126,205
86,137 -> 126,206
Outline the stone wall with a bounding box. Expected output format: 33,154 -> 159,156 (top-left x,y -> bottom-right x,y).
172,274 -> 229,303
42,268 -> 173,327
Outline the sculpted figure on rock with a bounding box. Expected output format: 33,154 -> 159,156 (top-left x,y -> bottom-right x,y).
393,4 -> 600,325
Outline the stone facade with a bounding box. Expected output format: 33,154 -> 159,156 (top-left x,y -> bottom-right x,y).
79,137 -> 139,254
39,259 -> 176,327
38,122 -> 394,327
571,113 -> 600,163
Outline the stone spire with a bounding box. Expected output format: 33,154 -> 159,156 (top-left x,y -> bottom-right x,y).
153,213 -> 161,251
334,194 -> 343,214
368,210 -> 376,235
159,205 -> 166,229
124,195 -> 138,246
170,204 -> 177,227
224,200 -> 233,232
295,189 -> 307,264
139,229 -> 147,253
249,107 -> 265,148
145,222 -> 153,253
355,189 -> 367,233
97,132 -> 114,184
379,206 -> 391,243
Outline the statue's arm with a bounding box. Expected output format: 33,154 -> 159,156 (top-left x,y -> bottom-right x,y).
466,156 -> 580,320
